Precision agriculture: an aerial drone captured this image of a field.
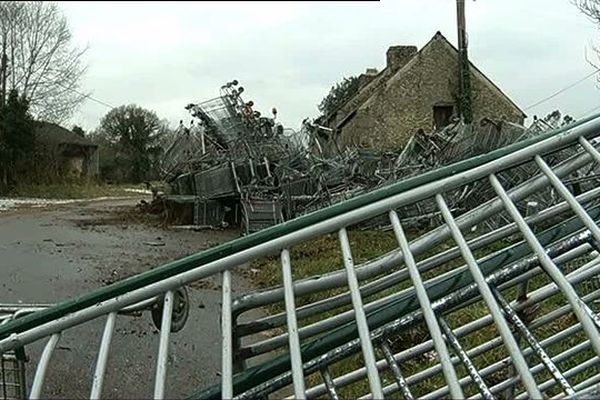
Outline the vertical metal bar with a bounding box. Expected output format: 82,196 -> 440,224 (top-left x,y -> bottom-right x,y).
490,173 -> 600,359
535,154 -> 600,243
435,193 -> 543,399
380,341 -> 414,400
221,271 -> 233,399
90,312 -> 117,399
507,200 -> 538,399
17,352 -> 26,400
154,291 -> 174,400
388,210 -> 464,399
438,317 -> 494,400
321,367 -> 340,400
492,288 -> 575,396
1,350 -> 6,400
517,201 -> 539,301
281,249 -> 306,399
29,333 -> 60,400
579,136 -> 600,165
338,227 -> 384,398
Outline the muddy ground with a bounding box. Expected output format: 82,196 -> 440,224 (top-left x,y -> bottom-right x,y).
0,197 -> 259,398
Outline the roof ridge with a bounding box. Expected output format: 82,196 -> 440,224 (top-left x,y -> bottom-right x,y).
331,31 -> 525,130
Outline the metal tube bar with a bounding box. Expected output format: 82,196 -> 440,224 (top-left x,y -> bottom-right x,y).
536,154 -> 600,244
281,249 -> 306,399
221,271 -> 233,399
438,317 -> 493,400
514,355 -> 600,400
435,193 -> 542,399
301,237 -> 599,400
1,352 -> 6,400
389,210 -> 463,399
311,256 -> 600,400
320,368 -> 340,400
242,230 -> 542,357
553,367 -> 600,400
288,233 -> 591,400
517,200 -> 539,302
338,227 -> 383,398
90,312 -> 117,399
470,339 -> 592,400
120,297 -> 160,314
380,341 -> 414,400
239,235 -> 596,359
490,173 -> 600,358
29,333 -> 60,399
509,198 -> 539,400
492,287 -> 575,395
423,254 -> 600,400
257,239 -> 590,400
154,290 -> 174,399
579,136 -> 600,166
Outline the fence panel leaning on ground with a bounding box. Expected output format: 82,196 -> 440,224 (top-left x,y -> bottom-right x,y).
5,112 -> 600,398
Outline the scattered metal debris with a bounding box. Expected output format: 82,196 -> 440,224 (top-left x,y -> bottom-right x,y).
158,81 -> 599,235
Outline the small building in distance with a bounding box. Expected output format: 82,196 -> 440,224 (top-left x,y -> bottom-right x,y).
323,31 -> 526,152
35,121 -> 99,179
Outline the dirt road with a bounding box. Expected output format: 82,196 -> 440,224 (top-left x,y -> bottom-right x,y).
0,197 -> 252,398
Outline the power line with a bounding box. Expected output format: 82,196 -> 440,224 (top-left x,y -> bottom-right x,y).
53,81 -> 115,109
524,69 -> 600,111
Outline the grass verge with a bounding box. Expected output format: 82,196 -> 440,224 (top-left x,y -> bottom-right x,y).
6,181 -> 151,199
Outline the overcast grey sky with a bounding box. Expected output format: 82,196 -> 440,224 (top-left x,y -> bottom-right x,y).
59,0 -> 600,132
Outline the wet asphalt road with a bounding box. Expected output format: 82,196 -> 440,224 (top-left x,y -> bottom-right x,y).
0,198 -> 255,398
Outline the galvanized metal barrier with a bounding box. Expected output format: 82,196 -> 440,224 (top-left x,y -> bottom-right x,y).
4,113 -> 600,399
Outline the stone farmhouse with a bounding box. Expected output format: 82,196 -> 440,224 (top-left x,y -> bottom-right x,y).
323,31 -> 526,152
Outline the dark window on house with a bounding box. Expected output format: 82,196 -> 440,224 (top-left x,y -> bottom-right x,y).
433,105 -> 454,130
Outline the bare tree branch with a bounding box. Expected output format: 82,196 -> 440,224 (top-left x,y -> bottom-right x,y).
572,1 -> 600,86
0,1 -> 88,124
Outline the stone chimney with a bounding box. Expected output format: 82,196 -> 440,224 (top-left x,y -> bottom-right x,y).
358,68 -> 379,89
386,45 -> 417,73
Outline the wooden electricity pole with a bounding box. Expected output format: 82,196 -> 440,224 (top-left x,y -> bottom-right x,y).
456,0 -> 473,124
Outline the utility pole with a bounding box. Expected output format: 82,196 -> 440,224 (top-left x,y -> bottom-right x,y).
456,0 -> 473,124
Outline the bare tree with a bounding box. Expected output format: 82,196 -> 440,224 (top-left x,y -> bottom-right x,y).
0,1 -> 88,124
573,1 -> 600,76
574,0 -> 600,22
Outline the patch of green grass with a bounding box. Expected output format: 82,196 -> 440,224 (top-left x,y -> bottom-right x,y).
247,228 -> 600,398
7,181 -> 148,199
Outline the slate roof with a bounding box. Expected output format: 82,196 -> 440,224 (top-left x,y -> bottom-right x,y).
329,31 -> 526,130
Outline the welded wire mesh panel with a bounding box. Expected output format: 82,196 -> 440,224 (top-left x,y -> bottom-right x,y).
195,96 -> 246,144
0,352 -> 25,400
4,114 -> 600,399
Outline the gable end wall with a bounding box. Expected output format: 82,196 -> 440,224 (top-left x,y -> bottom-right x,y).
337,37 -> 524,151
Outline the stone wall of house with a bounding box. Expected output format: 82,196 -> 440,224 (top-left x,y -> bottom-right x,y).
337,34 -> 525,152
